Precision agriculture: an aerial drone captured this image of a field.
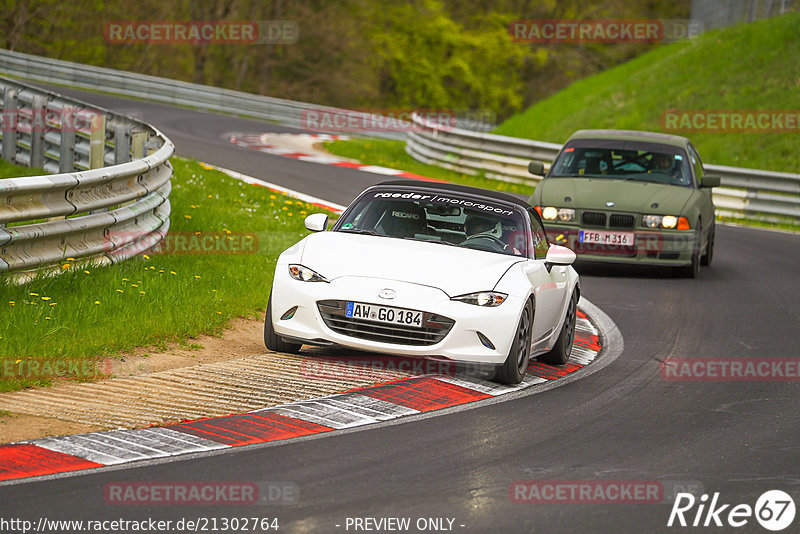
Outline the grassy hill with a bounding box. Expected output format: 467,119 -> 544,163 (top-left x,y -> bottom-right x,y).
493,12 -> 800,173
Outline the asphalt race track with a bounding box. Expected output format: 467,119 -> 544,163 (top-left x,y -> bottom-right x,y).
1,86 -> 798,533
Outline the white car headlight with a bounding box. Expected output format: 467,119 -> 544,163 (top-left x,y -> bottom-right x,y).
452,292 -> 507,307
288,264 -> 328,282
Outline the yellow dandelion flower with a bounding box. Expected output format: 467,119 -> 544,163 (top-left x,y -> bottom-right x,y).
29,292 -> 38,297
66,257 -> 75,261
184,215 -> 192,219
94,301 -> 101,305
150,266 -> 156,270
49,303 -> 56,306
139,291 -> 146,295
116,289 -> 123,293
41,296 -> 51,301
194,275 -> 201,279
288,213 -> 294,216
131,284 -> 138,288
285,200 -> 293,205
143,255 -> 150,260
83,270 -> 90,274
159,269 -> 164,273
8,301 -> 14,305
45,317 -> 51,320
170,271 -> 177,275
195,232 -> 201,235
61,263 -> 70,269
122,278 -> 129,282
216,311 -> 222,315
207,194 -> 212,198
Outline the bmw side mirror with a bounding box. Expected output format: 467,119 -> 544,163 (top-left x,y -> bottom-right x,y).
528,161 -> 545,176
304,213 -> 329,232
545,244 -> 576,272
701,175 -> 721,188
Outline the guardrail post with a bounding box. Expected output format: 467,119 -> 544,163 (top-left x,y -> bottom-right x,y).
30,95 -> 46,169
59,106 -> 76,173
131,131 -> 146,160
1,89 -> 18,163
114,121 -> 132,164
89,113 -> 105,170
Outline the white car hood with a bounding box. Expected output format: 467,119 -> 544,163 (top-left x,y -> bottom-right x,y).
297,232 -> 524,296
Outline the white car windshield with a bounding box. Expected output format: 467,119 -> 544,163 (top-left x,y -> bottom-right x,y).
335,190 -> 531,256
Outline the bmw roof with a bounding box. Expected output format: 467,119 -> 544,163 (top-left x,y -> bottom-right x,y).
567,129 -> 690,148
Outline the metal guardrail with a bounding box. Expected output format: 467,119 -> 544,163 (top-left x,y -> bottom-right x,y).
0,49 -> 415,140
407,114 -> 800,224
0,76 -> 173,274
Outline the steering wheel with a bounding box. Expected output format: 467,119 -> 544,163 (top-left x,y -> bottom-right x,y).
462,234 -> 508,252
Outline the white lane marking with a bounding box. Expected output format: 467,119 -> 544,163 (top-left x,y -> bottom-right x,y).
356,165 -> 406,176
201,163 -> 346,213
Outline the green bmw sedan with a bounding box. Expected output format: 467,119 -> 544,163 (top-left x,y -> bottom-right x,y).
527,129 -> 720,278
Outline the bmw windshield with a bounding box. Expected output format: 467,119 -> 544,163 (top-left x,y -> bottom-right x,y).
333,189 -> 532,257
549,140 -> 693,187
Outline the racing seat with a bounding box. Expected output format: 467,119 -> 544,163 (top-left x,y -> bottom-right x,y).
377,202 -> 430,238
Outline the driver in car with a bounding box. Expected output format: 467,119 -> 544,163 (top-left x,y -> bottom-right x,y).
463,214 -> 522,255
649,153 -> 688,184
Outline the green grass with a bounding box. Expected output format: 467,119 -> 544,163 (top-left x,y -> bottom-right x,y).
324,138 -> 535,197
0,158 -> 45,179
0,157 -> 333,392
493,13 -> 800,174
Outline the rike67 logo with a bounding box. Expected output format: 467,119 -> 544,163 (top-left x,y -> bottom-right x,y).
668,490 -> 796,531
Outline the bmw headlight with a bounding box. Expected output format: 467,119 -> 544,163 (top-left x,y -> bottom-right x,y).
288,264 -> 328,282
643,215 -> 691,230
540,207 -> 574,222
452,292 -> 507,307
643,215 -> 663,228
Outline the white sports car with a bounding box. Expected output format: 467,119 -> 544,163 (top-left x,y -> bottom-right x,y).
265,180 -> 580,384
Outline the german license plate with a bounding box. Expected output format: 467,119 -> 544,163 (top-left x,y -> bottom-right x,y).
345,301 -> 423,328
579,230 -> 634,246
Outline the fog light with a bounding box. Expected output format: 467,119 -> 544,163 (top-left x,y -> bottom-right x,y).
280,307 -> 298,320
477,331 -> 495,350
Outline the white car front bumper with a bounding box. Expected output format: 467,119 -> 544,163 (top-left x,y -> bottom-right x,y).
271,270 -> 524,365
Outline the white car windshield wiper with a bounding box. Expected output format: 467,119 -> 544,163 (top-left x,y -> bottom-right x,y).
339,228 -> 379,236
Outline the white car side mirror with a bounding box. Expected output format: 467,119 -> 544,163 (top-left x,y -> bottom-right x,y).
304,213 -> 329,232
545,244 -> 576,266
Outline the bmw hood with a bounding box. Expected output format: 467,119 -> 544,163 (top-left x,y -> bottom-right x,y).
294,232 -> 524,296
537,177 -> 693,214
